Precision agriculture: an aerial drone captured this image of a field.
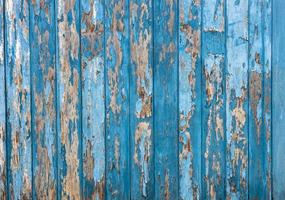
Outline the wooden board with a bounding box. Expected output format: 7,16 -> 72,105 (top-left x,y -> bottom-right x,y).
30,0 -> 57,198
5,0 -> 32,199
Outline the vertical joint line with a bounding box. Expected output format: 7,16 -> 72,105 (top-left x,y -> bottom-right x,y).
152,0 -> 156,198
200,0 -> 203,196
177,0 -> 180,197
78,0 -> 83,199
247,0 -> 250,198
28,1 -> 34,199
3,0 -> 9,199
128,0 -> 131,198
103,0 -> 107,197
224,0 -> 228,197
54,0 -> 60,198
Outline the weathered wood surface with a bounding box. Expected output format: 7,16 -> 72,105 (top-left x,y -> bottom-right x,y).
226,0 -> 249,199
154,0 -> 179,199
130,0 -> 154,199
30,0 -> 57,199
1,0 -> 284,199
179,0 -> 201,199
5,0 -> 32,199
202,0 -> 226,199
105,0 -> 130,199
81,0 -> 105,199
56,0 -> 82,198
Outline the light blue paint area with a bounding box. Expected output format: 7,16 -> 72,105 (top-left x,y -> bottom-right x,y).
179,51 -> 194,113
82,56 -> 105,182
203,0 -> 224,32
204,53 -> 224,72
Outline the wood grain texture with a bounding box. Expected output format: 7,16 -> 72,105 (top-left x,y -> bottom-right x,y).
5,0 -> 32,199
0,0 -> 6,198
105,0 -> 130,199
226,0 -> 249,199
0,0 -> 280,198
81,0 -> 105,199
30,0 -> 57,199
130,0 -> 153,199
153,0 -> 179,199
249,0 -> 271,198
272,0 -> 285,198
202,0 -> 226,199
56,0 -> 82,198
178,0 -> 201,199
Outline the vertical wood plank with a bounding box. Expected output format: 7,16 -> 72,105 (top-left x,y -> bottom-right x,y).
226,0 -> 249,199
263,0 -> 272,198
248,0 -> 270,198
105,0 -> 130,199
30,0 -> 57,198
153,0 -> 179,199
202,0 -> 226,199
272,0 -> 285,198
0,0 -> 6,198
56,0 -> 82,198
81,0 -> 105,199
178,0 -> 201,199
5,0 -> 32,199
130,0 -> 153,199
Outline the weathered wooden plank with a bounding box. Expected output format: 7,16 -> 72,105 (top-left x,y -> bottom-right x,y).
56,0 -> 82,198
153,0 -> 179,199
226,0 -> 249,199
30,0 -> 57,199
202,0 -> 226,199
81,0 -> 105,199
249,0 -> 270,198
105,0 -> 130,199
272,0 -> 285,198
0,0 -> 6,198
178,0 -> 201,199
263,0 -> 272,198
129,0 -> 153,199
5,0 -> 32,199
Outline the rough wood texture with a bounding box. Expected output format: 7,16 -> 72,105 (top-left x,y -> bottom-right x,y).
30,0 -> 57,199
130,0 -> 154,199
202,0 -> 226,199
56,0 -> 82,198
179,0 -> 201,199
105,0 -> 130,199
81,0 -> 105,199
226,0 -> 249,199
154,0 -> 179,199
5,0 -> 32,199
0,0 -> 283,199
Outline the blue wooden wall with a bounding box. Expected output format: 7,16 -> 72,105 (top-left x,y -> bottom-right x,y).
0,0 -> 284,199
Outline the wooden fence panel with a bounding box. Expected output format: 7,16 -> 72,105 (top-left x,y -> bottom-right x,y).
1,0 -> 284,199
